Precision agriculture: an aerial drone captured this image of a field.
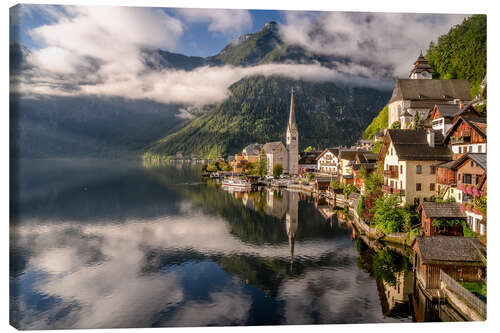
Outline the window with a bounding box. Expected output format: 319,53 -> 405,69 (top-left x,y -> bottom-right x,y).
400,165 -> 403,174
459,147 -> 462,154
463,174 -> 472,184
478,145 -> 482,153
391,148 -> 394,155
416,183 -> 422,191
400,180 -> 402,189
416,165 -> 422,174
430,166 -> 436,174
458,192 -> 461,201
471,161 -> 474,167
430,183 -> 435,191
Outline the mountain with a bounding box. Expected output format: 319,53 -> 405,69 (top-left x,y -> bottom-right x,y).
146,75 -> 389,158
10,94 -> 185,158
11,21 -> 392,159
426,14 -> 486,96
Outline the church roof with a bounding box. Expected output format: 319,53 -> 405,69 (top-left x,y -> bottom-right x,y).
243,143 -> 263,156
263,141 -> 285,153
389,79 -> 471,104
287,89 -> 297,131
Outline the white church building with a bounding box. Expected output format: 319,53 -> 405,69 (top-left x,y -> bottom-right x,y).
263,89 -> 300,175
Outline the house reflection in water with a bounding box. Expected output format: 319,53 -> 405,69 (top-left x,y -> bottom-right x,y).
378,270 -> 414,319
265,189 -> 287,219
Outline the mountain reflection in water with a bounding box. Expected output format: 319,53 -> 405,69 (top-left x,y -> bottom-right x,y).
11,159 -> 417,329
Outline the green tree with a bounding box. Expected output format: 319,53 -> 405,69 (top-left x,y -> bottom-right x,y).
373,194 -> 409,234
257,149 -> 268,177
390,121 -> 401,129
273,163 -> 283,179
343,183 -> 359,198
412,113 -> 422,129
330,180 -> 343,190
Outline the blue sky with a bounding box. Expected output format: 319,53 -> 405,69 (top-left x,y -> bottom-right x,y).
11,5 -> 288,57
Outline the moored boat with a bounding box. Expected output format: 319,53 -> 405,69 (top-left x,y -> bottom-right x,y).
221,177 -> 251,188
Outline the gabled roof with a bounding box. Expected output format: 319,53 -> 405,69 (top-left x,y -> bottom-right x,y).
413,236 -> 486,266
444,116 -> 487,143
455,153 -> 487,171
263,141 -> 285,153
316,147 -> 340,160
419,202 -> 466,218
389,79 -> 471,104
353,162 -> 377,171
431,104 -> 462,119
380,129 -> 452,162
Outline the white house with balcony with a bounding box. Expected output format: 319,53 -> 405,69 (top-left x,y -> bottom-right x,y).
316,148 -> 339,174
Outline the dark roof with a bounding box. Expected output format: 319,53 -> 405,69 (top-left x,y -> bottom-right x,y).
389,79 -> 471,104
299,151 -> 322,164
414,236 -> 486,265
383,129 -> 452,161
420,202 -> 466,218
434,104 -> 462,118
316,148 -> 340,161
410,52 -> 434,75
436,159 -> 461,169
357,152 -> 378,163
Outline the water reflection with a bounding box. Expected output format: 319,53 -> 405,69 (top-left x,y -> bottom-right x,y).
11,159 -> 414,329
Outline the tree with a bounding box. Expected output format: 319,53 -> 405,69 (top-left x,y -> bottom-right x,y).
343,184 -> 359,198
330,180 -> 343,190
273,163 -> 283,179
257,149 -> 268,177
390,121 -> 401,129
373,194 -> 409,234
359,167 -> 383,195
304,146 -> 313,152
412,113 -> 422,129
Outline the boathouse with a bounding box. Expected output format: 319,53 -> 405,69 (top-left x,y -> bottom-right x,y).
412,236 -> 486,290
418,202 -> 466,236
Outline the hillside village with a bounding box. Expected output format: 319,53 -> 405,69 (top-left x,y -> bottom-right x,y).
200,51 -> 487,320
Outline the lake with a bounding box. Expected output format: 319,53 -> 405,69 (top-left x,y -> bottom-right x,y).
10,158 -> 418,329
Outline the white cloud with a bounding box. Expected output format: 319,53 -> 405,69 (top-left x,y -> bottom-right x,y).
279,11 -> 469,77
175,8 -> 252,35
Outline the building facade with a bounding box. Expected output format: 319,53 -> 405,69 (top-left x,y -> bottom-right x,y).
316,148 -> 339,174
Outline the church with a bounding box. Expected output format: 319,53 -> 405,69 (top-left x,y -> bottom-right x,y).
263,89 -> 300,175
387,52 -> 472,129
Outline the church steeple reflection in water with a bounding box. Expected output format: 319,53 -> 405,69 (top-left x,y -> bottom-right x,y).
286,190 -> 299,272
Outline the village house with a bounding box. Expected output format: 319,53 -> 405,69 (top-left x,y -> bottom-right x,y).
352,152 -> 378,194
429,103 -> 480,136
298,150 -> 321,173
356,139 -> 374,151
232,143 -> 263,172
453,153 -> 486,237
444,116 -> 487,158
418,202 -> 466,236
339,150 -> 362,185
412,236 -> 486,290
316,148 -> 339,174
378,129 -> 452,205
388,53 -> 471,128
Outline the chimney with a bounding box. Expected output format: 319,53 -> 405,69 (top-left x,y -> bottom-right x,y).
459,103 -> 464,109
427,129 -> 435,147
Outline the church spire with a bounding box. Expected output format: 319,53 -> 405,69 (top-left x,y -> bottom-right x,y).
288,88 -> 297,130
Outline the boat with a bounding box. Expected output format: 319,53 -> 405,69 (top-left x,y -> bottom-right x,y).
210,172 -> 220,179
221,177 -> 251,188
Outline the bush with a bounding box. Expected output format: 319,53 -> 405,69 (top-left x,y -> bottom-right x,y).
330,180 -> 343,190
390,121 -> 401,129
373,194 -> 409,234
343,184 -> 359,198
272,163 -> 283,179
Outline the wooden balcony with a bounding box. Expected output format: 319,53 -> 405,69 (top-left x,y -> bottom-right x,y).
382,185 -> 405,195
383,169 -> 399,179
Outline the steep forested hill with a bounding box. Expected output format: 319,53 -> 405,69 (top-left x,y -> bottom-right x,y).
426,14 -> 486,96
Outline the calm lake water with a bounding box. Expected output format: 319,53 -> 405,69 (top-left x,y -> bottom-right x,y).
10,158 -> 419,329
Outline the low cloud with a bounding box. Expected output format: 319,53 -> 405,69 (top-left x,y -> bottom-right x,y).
279,11 -> 469,78
12,6 -> 467,109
